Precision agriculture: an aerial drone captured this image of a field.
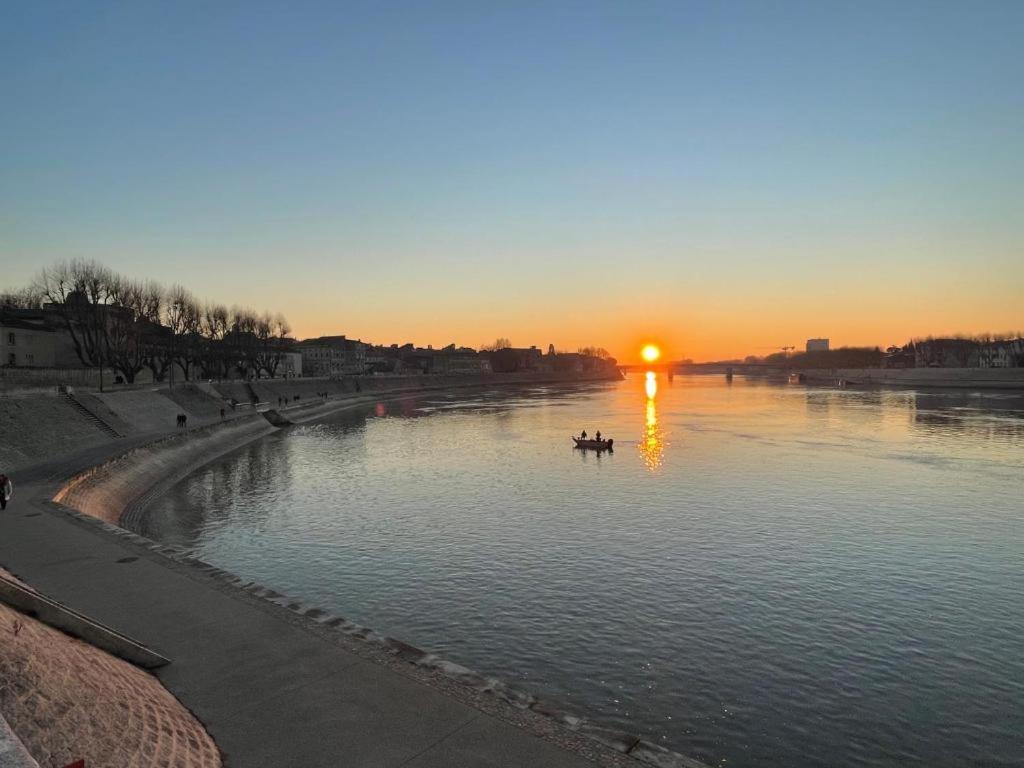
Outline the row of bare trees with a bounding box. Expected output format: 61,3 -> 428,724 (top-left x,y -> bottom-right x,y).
3,260 -> 291,384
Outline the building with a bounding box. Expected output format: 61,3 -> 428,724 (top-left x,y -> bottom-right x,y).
341,337 -> 368,374
297,336 -> 368,377
482,346 -> 544,373
806,338 -> 830,353
279,351 -> 303,377
432,345 -> 491,375
882,345 -> 915,369
913,338 -> 981,368
0,310 -> 57,367
979,339 -> 1024,368
297,339 -> 345,377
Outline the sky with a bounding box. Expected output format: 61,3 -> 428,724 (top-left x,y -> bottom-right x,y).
2,1 -> 1022,362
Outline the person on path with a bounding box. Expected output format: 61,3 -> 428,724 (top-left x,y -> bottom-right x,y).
0,473 -> 12,510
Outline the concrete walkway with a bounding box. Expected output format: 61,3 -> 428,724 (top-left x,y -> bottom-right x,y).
0,444 -> 646,768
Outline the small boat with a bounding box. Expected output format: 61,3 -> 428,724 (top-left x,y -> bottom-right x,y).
572,437 -> 614,451
788,372 -> 806,384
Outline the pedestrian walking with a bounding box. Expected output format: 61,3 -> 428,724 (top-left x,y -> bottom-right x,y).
0,472 -> 12,511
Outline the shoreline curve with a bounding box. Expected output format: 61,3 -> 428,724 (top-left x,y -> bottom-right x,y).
49,372 -> 710,768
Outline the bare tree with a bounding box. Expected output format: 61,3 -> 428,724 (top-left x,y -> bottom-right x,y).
145,284 -> 196,383
228,306 -> 259,378
25,259 -> 302,386
0,286 -> 44,309
35,260 -> 116,376
201,303 -> 230,379
255,312 -> 292,378
174,290 -> 203,381
480,337 -> 512,352
106,276 -> 154,384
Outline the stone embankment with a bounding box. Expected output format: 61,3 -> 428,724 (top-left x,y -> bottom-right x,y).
798,367 -> 1024,389
0,390 -> 114,470
53,414 -> 277,525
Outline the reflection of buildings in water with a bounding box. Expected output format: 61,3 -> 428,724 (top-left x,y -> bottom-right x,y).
803,389 -> 902,423
911,391 -> 1024,441
408,383 -> 601,421
639,372 -> 666,471
802,389 -> 917,440
800,386 -> 1024,443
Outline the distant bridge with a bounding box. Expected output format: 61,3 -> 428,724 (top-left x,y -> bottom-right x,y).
618,361 -> 788,374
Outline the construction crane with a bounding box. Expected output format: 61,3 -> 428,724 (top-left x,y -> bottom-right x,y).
756,346 -> 796,354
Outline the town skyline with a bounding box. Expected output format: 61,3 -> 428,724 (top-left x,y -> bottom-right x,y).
3,257 -> 1022,366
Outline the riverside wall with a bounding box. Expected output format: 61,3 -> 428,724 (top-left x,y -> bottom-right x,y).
797,367 -> 1024,389
52,415 -> 277,525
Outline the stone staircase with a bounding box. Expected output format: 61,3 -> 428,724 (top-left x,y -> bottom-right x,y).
61,392 -> 122,438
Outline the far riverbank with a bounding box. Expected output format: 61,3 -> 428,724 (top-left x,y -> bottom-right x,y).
676,365 -> 1024,390
798,366 -> 1024,389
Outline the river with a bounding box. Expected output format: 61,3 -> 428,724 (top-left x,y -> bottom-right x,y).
142,374 -> 1024,767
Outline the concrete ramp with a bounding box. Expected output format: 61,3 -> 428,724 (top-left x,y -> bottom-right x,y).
0,574 -> 168,669
93,389 -> 189,434
162,384 -> 226,424
260,409 -> 293,427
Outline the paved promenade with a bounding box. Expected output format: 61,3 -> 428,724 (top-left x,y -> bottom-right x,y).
0,439 -> 655,768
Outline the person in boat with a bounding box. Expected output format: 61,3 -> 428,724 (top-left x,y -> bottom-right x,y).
580,429 -> 588,440
595,430 -> 602,441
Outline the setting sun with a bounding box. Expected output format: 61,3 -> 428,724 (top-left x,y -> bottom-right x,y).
641,344 -> 661,363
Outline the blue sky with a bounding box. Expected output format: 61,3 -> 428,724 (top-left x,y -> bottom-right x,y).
2,1 -> 1021,359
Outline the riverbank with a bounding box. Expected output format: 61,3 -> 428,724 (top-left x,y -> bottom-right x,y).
676,365 -> 1024,390
51,371 -> 622,529
1,371 -> 707,768
54,414 -> 277,525
798,366 -> 1024,389
0,369 -> 621,471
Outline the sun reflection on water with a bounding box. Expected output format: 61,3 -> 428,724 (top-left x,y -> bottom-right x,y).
639,371 -> 666,470
645,370 -> 658,400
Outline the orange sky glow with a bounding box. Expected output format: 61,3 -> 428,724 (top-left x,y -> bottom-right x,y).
282,267 -> 1023,365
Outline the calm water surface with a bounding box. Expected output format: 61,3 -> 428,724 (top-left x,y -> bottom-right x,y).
145,375 -> 1024,767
